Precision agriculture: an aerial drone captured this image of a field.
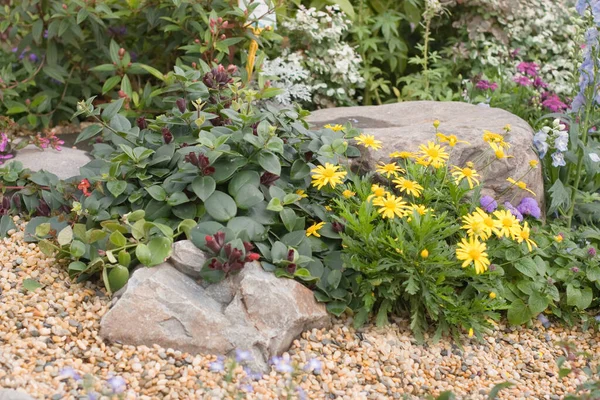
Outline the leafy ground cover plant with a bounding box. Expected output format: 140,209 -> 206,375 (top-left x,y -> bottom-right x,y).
0,0 -> 279,128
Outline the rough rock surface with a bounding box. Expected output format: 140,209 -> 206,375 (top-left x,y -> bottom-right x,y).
308,101 -> 543,205
169,240 -> 207,279
100,256 -> 330,372
0,390 -> 35,400
11,145 -> 91,180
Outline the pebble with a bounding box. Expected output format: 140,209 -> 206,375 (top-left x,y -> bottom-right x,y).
0,221 -> 594,399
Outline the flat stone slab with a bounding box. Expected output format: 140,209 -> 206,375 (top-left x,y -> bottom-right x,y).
0,390 -> 35,400
11,145 -> 90,180
307,101 -> 543,205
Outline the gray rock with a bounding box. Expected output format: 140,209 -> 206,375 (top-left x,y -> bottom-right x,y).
100,262 -> 330,372
12,145 -> 91,180
169,240 -> 208,279
0,389 -> 36,400
307,101 -> 543,206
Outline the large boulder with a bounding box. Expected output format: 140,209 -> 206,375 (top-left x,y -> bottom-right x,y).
307,101 -> 543,205
100,249 -> 330,373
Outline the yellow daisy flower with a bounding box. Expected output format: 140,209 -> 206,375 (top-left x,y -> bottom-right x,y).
296,189 -> 308,199
474,208 -> 499,234
483,130 -> 509,147
507,178 -> 536,196
456,236 -> 491,274
451,165 -> 481,189
324,124 -> 344,132
529,160 -> 539,168
409,204 -> 431,216
489,292 -> 497,299
420,249 -> 429,258
372,193 -> 409,219
436,133 -> 470,147
488,142 -> 513,159
417,141 -> 449,168
355,134 -> 382,150
367,184 -> 388,201
311,163 -> 347,190
342,189 -> 356,199
306,221 -> 325,237
554,234 -> 564,243
376,162 -> 405,178
393,177 -> 424,197
415,157 -> 431,167
389,151 -> 415,159
493,210 -> 521,239
461,213 -> 490,240
515,221 -> 537,252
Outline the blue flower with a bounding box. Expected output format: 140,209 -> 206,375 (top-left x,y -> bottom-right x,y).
504,202 -> 523,222
59,367 -> 81,381
106,376 -> 126,394
551,152 -> 566,167
304,358 -> 322,374
554,132 -> 569,152
532,130 -> 549,158
297,387 -> 308,400
271,356 -> 293,373
209,356 -> 225,373
517,197 -> 541,219
480,196 -> 498,213
239,384 -> 254,393
243,366 -> 263,381
87,392 -> 99,400
235,349 -> 252,363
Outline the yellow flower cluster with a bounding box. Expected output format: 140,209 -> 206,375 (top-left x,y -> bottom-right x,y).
457,207 -> 538,274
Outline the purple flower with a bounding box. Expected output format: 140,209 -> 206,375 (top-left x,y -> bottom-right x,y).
480,196 -> 498,212
106,376 -> 126,394
28,53 -> 39,63
571,266 -> 580,273
542,93 -> 568,113
513,76 -> 532,87
504,202 -> 523,221
235,349 -> 252,363
304,358 -> 322,374
533,77 -> 548,89
271,356 -> 293,373
59,367 -> 81,381
243,366 -> 263,381
589,247 -> 597,257
516,62 -> 539,77
0,133 -> 8,152
239,384 -> 254,393
297,387 -> 308,400
209,356 -> 225,373
475,80 -> 498,91
537,313 -> 550,328
517,197 -> 541,219
87,393 -> 99,400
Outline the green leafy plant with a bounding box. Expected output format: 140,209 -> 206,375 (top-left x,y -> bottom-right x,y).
0,0 -> 279,128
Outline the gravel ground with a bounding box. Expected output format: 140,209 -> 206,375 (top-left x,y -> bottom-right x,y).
0,218 -> 594,399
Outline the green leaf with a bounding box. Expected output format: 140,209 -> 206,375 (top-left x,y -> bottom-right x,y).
108,265 -> 129,292
57,226 -> 74,247
190,221 -> 225,250
528,291 -> 549,315
38,240 -> 55,257
101,98 -> 125,120
587,266 -> 600,282
267,197 -> 283,212
257,151 -> 281,175
68,261 -> 87,273
146,237 -> 172,266
137,63 -> 165,81
507,299 -> 532,325
228,171 -> 260,197
118,250 -> 131,267
290,160 -> 311,180
107,181 -> 127,197
326,301 -> 347,317
75,124 -> 103,144
145,185 -> 167,201
135,243 -> 152,265
514,258 -> 537,278
280,208 -> 298,232
191,176 -> 216,202
0,215 -> 16,237
109,231 -> 127,247
234,184 -> 264,209
23,278 -> 42,292
167,192 -> 189,206
487,382 -> 513,400
70,240 -> 86,258
548,179 -> 571,214
327,269 -> 342,289
90,64 -> 117,72
205,191 -> 237,222
35,223 -> 51,238
102,76 -> 122,95
226,217 -> 266,242
566,285 -> 593,309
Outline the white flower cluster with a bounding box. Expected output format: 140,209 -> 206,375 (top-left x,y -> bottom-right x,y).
447,0 -> 579,95
261,52 -> 312,106
533,119 -> 569,166
262,5 -> 365,107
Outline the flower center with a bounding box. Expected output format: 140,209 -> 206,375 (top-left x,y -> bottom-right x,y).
463,168 -> 473,177
502,218 -> 513,227
322,169 -> 335,178
469,249 -> 481,260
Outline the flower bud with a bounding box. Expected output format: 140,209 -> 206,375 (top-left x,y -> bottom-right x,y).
62,3 -> 67,9
420,249 -> 429,258
161,127 -> 173,144
589,247 -> 597,257
136,116 -> 147,129
433,120 -> 440,128
118,47 -> 125,58
489,292 -> 496,299
220,34 -> 226,40
176,98 -> 186,113
194,38 -> 200,44
571,266 -> 580,273
222,21 -> 229,28
25,99 -> 31,106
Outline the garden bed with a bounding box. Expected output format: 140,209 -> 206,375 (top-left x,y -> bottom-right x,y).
0,220 -> 592,399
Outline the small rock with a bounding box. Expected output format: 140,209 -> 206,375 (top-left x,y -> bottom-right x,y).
169,240 -> 208,279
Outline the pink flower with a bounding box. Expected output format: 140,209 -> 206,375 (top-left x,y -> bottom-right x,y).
533,77 -> 548,89
0,133 -> 8,153
542,93 -> 568,112
513,75 -> 532,87
475,80 -> 498,91
516,62 -> 539,77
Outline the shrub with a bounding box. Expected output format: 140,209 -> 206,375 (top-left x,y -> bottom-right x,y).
0,0 -> 279,128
